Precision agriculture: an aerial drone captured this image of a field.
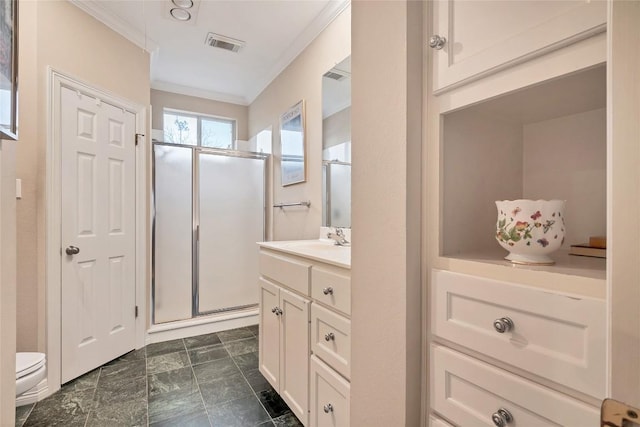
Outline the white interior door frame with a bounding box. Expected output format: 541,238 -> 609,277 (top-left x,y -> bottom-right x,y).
46,68 -> 147,394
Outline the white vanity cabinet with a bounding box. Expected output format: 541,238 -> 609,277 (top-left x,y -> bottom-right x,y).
429,0 -> 606,93
259,252 -> 312,425
258,242 -> 351,427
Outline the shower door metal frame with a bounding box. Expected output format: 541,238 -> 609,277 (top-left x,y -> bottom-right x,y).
152,141 -> 269,323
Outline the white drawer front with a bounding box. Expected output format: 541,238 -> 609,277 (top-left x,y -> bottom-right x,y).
429,415 -> 454,427
311,304 -> 351,380
310,355 -> 350,427
311,267 -> 351,316
432,345 -> 599,426
259,251 -> 311,296
432,270 -> 606,398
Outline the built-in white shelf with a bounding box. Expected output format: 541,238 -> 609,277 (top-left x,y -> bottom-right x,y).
434,249 -> 605,299
440,64 -> 607,290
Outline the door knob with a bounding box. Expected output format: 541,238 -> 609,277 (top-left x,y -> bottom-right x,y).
428,34 -> 447,50
325,332 -> 335,342
323,403 -> 334,413
65,246 -> 80,255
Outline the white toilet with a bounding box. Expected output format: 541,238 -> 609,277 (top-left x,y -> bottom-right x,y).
16,352 -> 46,396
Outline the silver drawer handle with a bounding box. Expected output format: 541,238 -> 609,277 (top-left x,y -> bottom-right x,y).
428,34 -> 446,50
493,317 -> 513,333
323,403 -> 334,413
325,332 -> 335,342
323,287 -> 334,295
491,408 -> 513,427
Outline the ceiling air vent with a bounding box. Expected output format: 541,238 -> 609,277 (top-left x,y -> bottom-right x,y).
323,68 -> 350,81
205,33 -> 245,53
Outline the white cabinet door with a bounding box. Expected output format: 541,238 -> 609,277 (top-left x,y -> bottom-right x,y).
430,0 -> 606,93
280,288 -> 311,426
310,355 -> 350,427
259,278 -> 280,390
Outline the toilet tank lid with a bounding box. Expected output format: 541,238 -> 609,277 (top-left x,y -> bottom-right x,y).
16,352 -> 46,379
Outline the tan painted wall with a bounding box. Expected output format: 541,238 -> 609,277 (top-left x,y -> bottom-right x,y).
351,1 -> 422,425
150,89 -> 249,141
249,6 -> 351,241
15,1 -> 150,356
0,140 -> 17,426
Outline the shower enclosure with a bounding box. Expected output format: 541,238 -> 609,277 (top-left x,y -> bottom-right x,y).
153,142 -> 267,324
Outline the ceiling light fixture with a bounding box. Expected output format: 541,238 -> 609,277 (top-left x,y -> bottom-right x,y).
170,7 -> 191,21
171,0 -> 193,9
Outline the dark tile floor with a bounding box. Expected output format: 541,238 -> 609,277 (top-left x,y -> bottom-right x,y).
15,325 -> 304,427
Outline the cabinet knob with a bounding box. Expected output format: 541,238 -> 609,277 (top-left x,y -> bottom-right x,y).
324,332 -> 335,342
323,287 -> 334,295
276,308 -> 283,316
271,307 -> 277,314
323,403 -> 334,413
493,317 -> 513,333
491,408 -> 513,427
428,34 -> 446,50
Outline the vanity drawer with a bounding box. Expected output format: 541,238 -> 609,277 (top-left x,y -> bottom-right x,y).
432,345 -> 599,426
311,304 -> 351,380
259,251 -> 311,296
310,355 -> 350,427
311,267 -> 351,316
431,269 -> 606,398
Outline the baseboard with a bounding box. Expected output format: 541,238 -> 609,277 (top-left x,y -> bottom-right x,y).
16,378 -> 49,407
146,308 -> 259,344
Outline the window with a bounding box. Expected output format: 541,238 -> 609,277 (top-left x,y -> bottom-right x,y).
163,109 -> 236,149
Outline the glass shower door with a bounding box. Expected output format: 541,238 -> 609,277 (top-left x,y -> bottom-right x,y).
153,144 -> 193,323
196,151 -> 266,314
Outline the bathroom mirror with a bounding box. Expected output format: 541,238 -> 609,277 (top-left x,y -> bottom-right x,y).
322,56 -> 351,228
280,100 -> 306,186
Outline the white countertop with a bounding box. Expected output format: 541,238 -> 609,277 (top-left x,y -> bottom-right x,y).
257,239 -> 351,269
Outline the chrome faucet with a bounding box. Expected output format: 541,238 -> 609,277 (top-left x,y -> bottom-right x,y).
327,228 -> 350,246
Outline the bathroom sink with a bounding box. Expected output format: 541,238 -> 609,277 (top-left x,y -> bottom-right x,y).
257,239 -> 350,268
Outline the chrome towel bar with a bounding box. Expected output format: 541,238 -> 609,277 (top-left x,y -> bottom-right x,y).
273,201 -> 311,209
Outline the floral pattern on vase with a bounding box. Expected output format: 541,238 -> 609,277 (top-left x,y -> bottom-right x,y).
495,199 -> 566,265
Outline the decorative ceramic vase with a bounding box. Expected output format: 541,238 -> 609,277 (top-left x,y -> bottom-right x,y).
495,199 -> 566,265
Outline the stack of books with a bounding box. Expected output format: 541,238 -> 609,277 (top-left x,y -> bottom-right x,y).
569,236 -> 606,259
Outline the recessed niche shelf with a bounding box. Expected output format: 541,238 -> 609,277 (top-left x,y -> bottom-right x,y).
440,64 -> 606,283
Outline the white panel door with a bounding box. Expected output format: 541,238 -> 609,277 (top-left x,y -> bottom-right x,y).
61,86 -> 136,383
430,0 -> 606,92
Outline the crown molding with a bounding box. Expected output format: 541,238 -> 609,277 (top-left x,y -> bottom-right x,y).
68,0 -> 159,53
246,0 -> 351,104
151,81 -> 249,106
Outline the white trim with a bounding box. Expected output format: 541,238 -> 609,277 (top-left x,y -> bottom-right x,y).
68,0 -> 159,54
46,68 -> 147,395
151,81 -> 249,106
15,379 -> 48,407
247,0 -> 351,104
146,309 -> 258,344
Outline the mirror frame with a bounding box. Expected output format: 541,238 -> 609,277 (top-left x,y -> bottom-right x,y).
280,100 -> 306,186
